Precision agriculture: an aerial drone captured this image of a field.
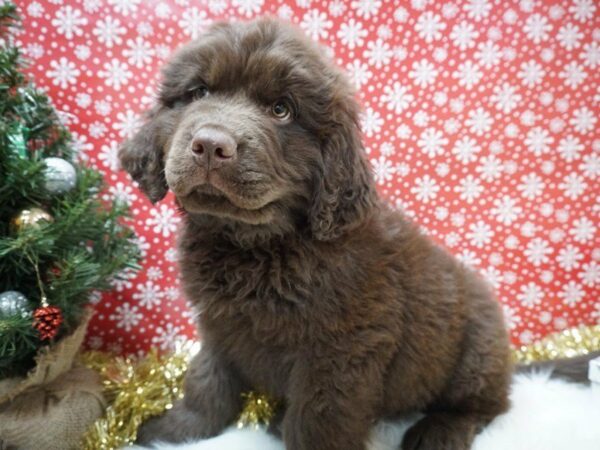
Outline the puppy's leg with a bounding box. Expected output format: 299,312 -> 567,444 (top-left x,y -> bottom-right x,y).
401,370 -> 509,450
402,295 -> 511,450
136,345 -> 245,444
283,348 -> 383,450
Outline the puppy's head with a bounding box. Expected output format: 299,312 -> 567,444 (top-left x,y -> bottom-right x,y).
120,19 -> 376,240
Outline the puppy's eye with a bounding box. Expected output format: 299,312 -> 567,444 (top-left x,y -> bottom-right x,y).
191,84 -> 209,100
271,100 -> 292,121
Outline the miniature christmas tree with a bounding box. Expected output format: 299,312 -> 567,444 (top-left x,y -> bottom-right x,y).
0,2 -> 138,378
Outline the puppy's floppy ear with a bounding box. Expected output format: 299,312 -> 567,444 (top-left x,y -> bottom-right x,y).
118,107 -> 170,203
309,93 -> 377,241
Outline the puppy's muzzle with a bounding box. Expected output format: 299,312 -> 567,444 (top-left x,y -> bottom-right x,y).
191,127 -> 237,170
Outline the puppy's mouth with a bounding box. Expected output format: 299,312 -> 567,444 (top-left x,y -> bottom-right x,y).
177,182 -> 278,224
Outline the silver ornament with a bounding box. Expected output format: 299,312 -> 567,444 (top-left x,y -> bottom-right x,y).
0,290 -> 30,318
43,157 -> 77,194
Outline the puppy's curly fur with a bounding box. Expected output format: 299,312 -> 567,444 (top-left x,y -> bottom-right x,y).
120,19 -> 511,450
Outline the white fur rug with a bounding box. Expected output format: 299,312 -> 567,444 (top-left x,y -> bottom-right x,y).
131,372 -> 600,450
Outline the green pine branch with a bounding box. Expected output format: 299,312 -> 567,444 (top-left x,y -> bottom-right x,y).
0,1 -> 140,378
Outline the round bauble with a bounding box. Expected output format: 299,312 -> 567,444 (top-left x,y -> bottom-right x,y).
43,157 -> 77,194
0,290 -> 30,318
10,207 -> 53,232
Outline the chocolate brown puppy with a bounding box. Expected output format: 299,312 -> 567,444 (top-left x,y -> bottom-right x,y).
120,18 -> 512,450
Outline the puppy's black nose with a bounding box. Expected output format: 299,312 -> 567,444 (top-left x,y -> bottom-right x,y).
191,128 -> 237,168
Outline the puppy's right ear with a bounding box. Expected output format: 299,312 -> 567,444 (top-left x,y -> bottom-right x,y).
118,107 -> 169,203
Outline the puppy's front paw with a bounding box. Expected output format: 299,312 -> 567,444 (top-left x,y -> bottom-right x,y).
401,413 -> 478,450
135,414 -> 175,445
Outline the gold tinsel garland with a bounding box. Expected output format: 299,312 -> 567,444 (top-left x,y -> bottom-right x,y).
81,325 -> 600,449
80,348 -> 190,449
236,391 -> 279,430
512,324 -> 600,364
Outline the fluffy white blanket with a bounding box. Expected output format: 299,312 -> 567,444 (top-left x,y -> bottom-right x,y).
131,372 -> 600,450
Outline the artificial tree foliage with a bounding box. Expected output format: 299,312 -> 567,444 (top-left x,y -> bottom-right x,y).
0,2 -> 139,378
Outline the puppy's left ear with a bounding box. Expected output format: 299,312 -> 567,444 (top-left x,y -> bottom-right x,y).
119,107 -> 170,203
309,92 -> 377,241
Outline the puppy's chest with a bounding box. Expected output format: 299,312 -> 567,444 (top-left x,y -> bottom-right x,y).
181,242 -> 327,341
198,245 -> 313,301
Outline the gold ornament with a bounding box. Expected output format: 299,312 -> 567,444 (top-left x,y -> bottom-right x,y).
11,207 -> 53,232
81,325 -> 600,449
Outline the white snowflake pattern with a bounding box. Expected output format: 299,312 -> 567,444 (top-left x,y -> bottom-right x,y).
178,8 -> 210,39
557,244 -> 583,271
408,59 -> 438,87
450,21 -> 479,50
491,196 -> 521,225
380,82 -> 413,114
456,175 -> 483,203
475,41 -> 502,68
464,0 -> 491,20
93,16 -> 126,48
579,262 -> 599,287
466,220 -> 494,248
98,141 -> 121,172
569,0 -> 596,22
518,60 -> 545,87
452,137 -> 481,164
523,13 -> 552,44
524,127 -> 553,156
146,204 -> 181,237
490,83 -> 521,113
517,282 -> 544,307
570,107 -> 596,134
133,281 -> 163,309
364,39 -> 393,69
502,304 -> 521,330
360,107 -> 383,137
417,128 -> 448,158
351,0 -> 381,19
110,303 -> 142,332
46,57 -> 80,89
581,42 -> 599,68
477,155 -> 503,181
524,238 -> 553,266
411,175 -> 439,202
559,62 -> 587,88
232,0 -> 264,17
371,156 -> 395,184
151,323 -> 183,351
300,10 -> 332,40
346,60 -> 372,88
98,58 -> 132,90
52,6 -> 87,39
558,281 -> 585,305
559,173 -> 587,199
123,37 -> 153,68
453,61 -> 482,89
557,23 -> 583,50
105,181 -> 138,206
415,11 -> 446,43
465,107 -> 492,135
113,110 -> 141,138
338,18 -> 368,49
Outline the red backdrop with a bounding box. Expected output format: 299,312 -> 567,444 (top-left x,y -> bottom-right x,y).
15,0 -> 599,354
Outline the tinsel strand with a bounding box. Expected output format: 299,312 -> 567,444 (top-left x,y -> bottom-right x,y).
81,349 -> 189,450
512,324 -> 600,364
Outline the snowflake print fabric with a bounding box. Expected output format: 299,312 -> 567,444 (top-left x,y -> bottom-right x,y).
15,0 -> 599,353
